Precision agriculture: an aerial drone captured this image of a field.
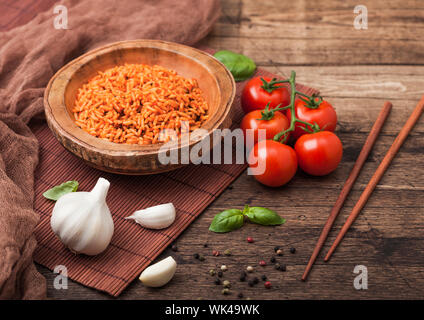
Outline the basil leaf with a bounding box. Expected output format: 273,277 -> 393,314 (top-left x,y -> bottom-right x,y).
214,50 -> 256,82
244,206 -> 286,226
209,209 -> 244,233
43,180 -> 79,201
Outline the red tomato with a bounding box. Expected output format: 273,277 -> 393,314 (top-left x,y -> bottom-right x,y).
248,140 -> 298,187
240,110 -> 290,145
241,77 -> 290,114
287,98 -> 337,141
294,131 -> 343,176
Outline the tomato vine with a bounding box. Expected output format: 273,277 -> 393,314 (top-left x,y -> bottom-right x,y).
266,71 -> 322,142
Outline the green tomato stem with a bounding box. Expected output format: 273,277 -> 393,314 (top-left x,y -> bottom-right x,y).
272,71 -> 320,143
260,77 -> 290,93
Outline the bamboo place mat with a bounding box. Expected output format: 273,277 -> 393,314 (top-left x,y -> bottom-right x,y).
31,66 -> 317,296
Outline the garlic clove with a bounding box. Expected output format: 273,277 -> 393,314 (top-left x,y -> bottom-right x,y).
125,203 -> 176,229
51,177 -> 114,256
139,256 -> 177,287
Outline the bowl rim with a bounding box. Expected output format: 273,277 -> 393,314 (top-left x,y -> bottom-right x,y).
44,39 -> 236,157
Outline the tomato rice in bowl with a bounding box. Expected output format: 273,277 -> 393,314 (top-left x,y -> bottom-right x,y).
44,40 -> 235,174
73,64 -> 209,145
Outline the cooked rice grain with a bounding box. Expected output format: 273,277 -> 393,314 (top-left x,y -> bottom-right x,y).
72,64 -> 209,145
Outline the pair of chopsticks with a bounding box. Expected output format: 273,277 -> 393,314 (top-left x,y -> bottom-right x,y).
302,95 -> 424,281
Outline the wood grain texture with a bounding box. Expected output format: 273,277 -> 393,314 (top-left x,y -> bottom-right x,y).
44,40 -> 235,174
4,0 -> 422,299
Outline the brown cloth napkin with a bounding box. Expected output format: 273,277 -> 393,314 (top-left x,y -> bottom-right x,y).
0,0 -> 220,300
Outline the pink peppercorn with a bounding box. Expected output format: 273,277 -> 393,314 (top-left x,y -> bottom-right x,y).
247,237 -> 254,243
264,281 -> 271,289
212,250 -> 220,256
259,260 -> 266,266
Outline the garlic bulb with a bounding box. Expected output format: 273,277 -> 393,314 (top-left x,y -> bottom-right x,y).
139,256 -> 177,287
125,203 -> 176,229
51,177 -> 114,256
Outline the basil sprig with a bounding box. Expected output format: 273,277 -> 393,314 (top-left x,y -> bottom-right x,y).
209,209 -> 245,233
209,205 -> 285,233
243,206 -> 285,226
213,50 -> 256,82
43,180 -> 79,201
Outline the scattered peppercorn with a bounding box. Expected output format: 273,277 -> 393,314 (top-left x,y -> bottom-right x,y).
222,288 -> 230,295
224,249 -> 232,256
246,266 -> 254,273
238,292 -> 244,299
270,257 -> 276,263
274,246 -> 280,252
241,271 -> 247,277
247,237 -> 254,243
171,244 -> 178,252
198,255 -> 205,261
217,271 -> 223,278
223,280 -> 231,288
274,263 -> 281,270
253,277 -> 259,284
212,250 -> 220,257
248,280 -> 255,287
264,281 -> 271,289
209,269 -> 216,276
221,265 -> 228,272
193,253 -> 200,259
228,185 -> 234,190
214,278 -> 221,285
261,275 -> 267,281
203,243 -> 208,248
276,249 -> 284,256
239,275 -> 246,282
259,260 -> 266,266
290,247 -> 296,254
280,264 -> 287,272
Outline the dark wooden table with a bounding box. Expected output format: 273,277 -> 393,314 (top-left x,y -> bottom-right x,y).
2,0 -> 424,299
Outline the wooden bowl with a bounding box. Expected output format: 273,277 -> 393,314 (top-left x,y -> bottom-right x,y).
44,40 -> 235,175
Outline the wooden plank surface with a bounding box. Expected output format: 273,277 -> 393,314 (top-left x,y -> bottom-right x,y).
3,0 -> 424,299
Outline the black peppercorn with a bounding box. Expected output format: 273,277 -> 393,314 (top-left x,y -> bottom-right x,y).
280,264 -> 287,272
290,247 -> 296,254
274,263 -> 281,270
238,292 -> 244,299
171,244 -> 178,252
214,278 -> 221,285
270,257 -> 276,263
203,243 -> 208,248
193,253 -> 199,259
253,277 -> 259,284
261,275 -> 267,281
239,271 -> 247,282
217,271 -> 223,278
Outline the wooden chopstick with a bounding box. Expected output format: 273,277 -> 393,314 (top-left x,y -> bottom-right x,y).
301,101 -> 392,281
324,95 -> 424,262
